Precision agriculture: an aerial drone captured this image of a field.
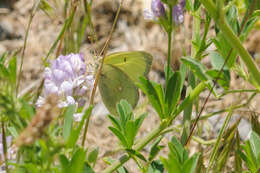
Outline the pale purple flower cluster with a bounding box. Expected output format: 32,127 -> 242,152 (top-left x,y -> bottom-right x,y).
36,53 -> 94,120
144,0 -> 186,25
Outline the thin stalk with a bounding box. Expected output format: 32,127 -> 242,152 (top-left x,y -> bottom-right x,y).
173,82 -> 207,119
219,89 -> 259,98
81,0 -> 123,147
206,108 -> 234,172
192,8 -> 201,59
195,92 -> 256,121
44,1 -> 78,61
83,0 -> 98,51
192,136 -> 216,145
16,0 -> 40,94
2,121 -> 8,173
200,0 -> 260,86
166,6 -> 173,86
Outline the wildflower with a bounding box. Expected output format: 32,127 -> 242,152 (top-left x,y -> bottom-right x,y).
144,0 -> 166,20
172,0 -> 185,25
36,53 -> 94,121
144,0 -> 186,26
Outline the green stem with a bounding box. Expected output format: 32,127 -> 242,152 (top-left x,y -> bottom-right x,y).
200,0 -> 260,86
173,82 -> 207,119
195,92 -> 256,121
2,121 -> 8,173
44,3 -> 77,61
166,6 -> 173,86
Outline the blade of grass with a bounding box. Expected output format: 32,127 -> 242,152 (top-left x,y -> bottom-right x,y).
206,108 -> 234,172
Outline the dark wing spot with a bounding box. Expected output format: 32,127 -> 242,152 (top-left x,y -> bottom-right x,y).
124,57 -> 126,62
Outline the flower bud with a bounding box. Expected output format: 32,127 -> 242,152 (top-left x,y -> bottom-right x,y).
151,0 -> 166,18
172,0 -> 185,25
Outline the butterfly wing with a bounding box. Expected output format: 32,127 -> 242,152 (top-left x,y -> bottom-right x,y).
98,64 -> 139,115
104,51 -> 152,83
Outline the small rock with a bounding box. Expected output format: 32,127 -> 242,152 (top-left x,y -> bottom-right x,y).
0,19 -> 21,40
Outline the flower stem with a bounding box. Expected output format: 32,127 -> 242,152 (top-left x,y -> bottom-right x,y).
2,121 -> 8,173
166,6 -> 173,86
16,0 -> 40,95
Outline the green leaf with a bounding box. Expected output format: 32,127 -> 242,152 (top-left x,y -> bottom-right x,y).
108,114 -> 122,131
182,153 -> 199,173
103,157 -> 129,173
160,156 -> 181,173
83,162 -> 95,173
148,160 -> 164,173
181,57 -> 210,81
125,120 -> 136,147
235,131 -> 242,173
249,131 -> 260,160
8,56 -> 17,86
0,64 -> 9,78
170,137 -> 186,163
7,126 -> 18,138
117,102 -> 126,128
242,141 -> 257,172
109,127 -> 128,148
88,147 -> 99,166
66,106 -> 93,148
185,0 -> 192,11
149,136 -> 164,161
134,113 -> 147,137
165,72 -> 182,116
206,69 -> 230,90
209,51 -> 228,70
69,148 -> 86,173
120,99 -> 133,117
164,64 -> 174,81
126,149 -> 147,162
138,77 -> 164,118
212,32 -> 237,67
151,82 -> 165,116
63,105 -> 76,141
59,154 -> 70,172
